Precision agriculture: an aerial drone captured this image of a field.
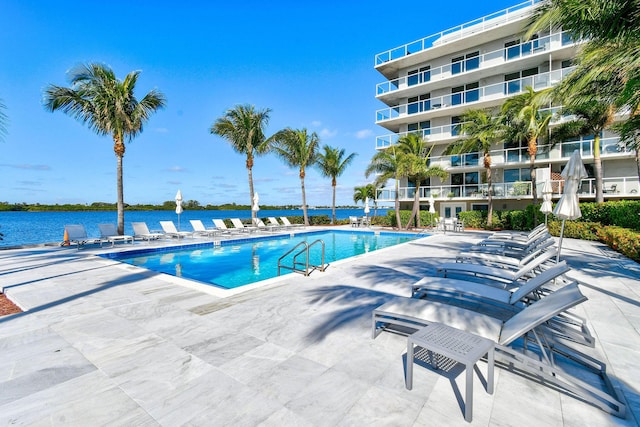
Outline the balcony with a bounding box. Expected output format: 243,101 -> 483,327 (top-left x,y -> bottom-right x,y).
376,176 -> 640,203
376,67 -> 575,124
426,137 -> 631,169
376,31 -> 576,97
375,0 -> 541,67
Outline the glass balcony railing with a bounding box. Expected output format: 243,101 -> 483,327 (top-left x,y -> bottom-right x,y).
376,68 -> 575,122
376,176 -> 640,203
375,0 -> 542,66
376,31 -> 576,96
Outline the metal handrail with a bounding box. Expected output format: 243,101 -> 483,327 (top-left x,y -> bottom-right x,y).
277,239 -> 326,276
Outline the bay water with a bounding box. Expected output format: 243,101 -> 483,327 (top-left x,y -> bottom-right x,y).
0,208 -> 389,247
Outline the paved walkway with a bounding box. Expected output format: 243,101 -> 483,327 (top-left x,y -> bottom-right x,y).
0,229 -> 639,426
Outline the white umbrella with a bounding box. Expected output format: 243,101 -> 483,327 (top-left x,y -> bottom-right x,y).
252,192 -> 260,212
553,150 -> 587,262
540,179 -> 553,225
175,190 -> 183,231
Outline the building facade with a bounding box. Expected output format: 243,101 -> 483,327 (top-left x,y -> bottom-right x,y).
373,0 -> 640,219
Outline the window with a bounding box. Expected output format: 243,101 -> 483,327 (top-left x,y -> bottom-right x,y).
451,85 -> 464,105
451,52 -> 478,75
408,93 -> 430,114
505,39 -> 520,60
451,116 -> 461,136
505,68 -> 538,94
408,120 -> 431,136
451,55 -> 464,75
408,66 -> 431,86
452,83 -> 479,105
504,168 -> 531,182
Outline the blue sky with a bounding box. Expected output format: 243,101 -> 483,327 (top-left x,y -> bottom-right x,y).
0,0 -> 518,207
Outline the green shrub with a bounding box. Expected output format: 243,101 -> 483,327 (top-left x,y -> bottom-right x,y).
547,220 -> 600,240
308,215 -> 330,225
596,226 -> 640,262
386,210 -> 437,228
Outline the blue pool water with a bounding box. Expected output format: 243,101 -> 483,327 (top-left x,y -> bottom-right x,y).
104,230 -> 420,289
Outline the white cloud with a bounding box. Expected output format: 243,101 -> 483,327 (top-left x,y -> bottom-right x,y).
355,129 -> 373,139
167,166 -> 186,172
311,120 -> 322,127
154,127 -> 169,133
319,128 -> 338,139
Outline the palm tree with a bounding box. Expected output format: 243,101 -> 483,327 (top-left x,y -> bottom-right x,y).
0,98 -> 7,142
396,133 -> 448,229
316,145 -> 357,224
550,101 -> 615,203
502,86 -> 552,219
365,147 -> 403,229
44,63 -> 166,234
271,128 -> 320,226
210,104 -> 271,220
444,109 -> 503,226
353,183 -> 379,218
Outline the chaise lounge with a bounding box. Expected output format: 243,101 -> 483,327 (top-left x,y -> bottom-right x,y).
98,223 -> 134,247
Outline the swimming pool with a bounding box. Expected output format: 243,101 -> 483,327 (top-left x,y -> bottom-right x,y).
104,229 -> 421,289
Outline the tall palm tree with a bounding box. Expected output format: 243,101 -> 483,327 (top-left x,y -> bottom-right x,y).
316,145 -> 357,224
396,133 -> 448,229
210,104 -> 271,220
271,128 -> 320,226
365,147 -> 403,229
502,86 -> 552,219
44,63 -> 166,234
0,98 -> 7,142
550,101 -> 615,203
353,184 -> 379,217
444,109 -> 503,226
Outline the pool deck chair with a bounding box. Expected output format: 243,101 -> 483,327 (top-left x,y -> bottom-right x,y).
280,216 -> 304,229
230,218 -> 258,233
489,223 -> 547,241
132,222 -> 165,241
189,220 -> 220,237
267,217 -> 284,230
436,248 -> 559,285
212,219 -> 243,235
253,218 -> 279,232
98,223 -> 134,247
456,239 -> 555,268
64,224 -> 101,249
372,284 -> 625,417
160,221 -> 193,239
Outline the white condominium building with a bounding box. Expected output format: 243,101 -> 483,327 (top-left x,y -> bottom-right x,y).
373,0 -> 639,218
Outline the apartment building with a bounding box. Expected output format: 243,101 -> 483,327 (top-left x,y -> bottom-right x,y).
373,0 -> 640,219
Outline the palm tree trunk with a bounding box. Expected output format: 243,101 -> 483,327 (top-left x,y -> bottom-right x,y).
406,180 -> 421,229
300,169 -> 309,226
394,176 -> 401,230
486,165 -> 493,227
593,135 -> 604,203
529,137 -> 538,224
116,153 -> 124,235
247,159 -> 255,220
331,178 -> 336,224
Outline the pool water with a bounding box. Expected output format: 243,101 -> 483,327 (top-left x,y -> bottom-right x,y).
106,230 -> 420,289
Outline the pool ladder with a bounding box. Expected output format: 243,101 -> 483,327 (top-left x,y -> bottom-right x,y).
277,239 -> 327,276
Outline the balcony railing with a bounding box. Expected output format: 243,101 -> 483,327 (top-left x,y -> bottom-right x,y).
425,137 -> 630,169
376,31 -> 576,96
376,176 -> 640,202
375,0 -> 542,66
376,67 -> 575,122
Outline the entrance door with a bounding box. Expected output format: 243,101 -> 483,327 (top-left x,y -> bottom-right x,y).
441,202 -> 465,218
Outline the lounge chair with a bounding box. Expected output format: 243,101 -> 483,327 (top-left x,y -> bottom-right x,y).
132,222 -> 165,241
212,219 -> 242,235
436,248 -> 558,285
474,230 -> 552,250
160,221 -> 193,239
349,216 -> 359,227
253,218 -> 279,232
98,223 -> 134,247
489,223 -> 546,241
456,239 -> 555,268
372,284 -> 625,417
189,220 -> 220,237
64,224 -> 101,249
280,216 -> 303,228
267,217 -> 284,229
467,232 -> 554,257
230,218 -> 258,233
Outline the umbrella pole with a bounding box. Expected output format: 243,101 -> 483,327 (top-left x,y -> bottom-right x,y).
178,214 -> 181,232
545,213 -> 548,226
556,219 -> 566,263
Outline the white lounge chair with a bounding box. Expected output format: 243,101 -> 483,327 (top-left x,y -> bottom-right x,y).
467,232 -> 554,257
189,220 -> 220,237
64,224 -> 101,249
253,218 -> 279,232
98,223 -> 133,247
280,216 -> 303,228
132,222 -> 165,241
456,239 -> 555,268
372,284 -> 625,417
230,218 -> 258,233
212,219 -> 242,235
349,216 -> 359,227
160,221 -> 193,239
437,248 -> 559,285
489,223 -> 547,241
267,217 -> 283,229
